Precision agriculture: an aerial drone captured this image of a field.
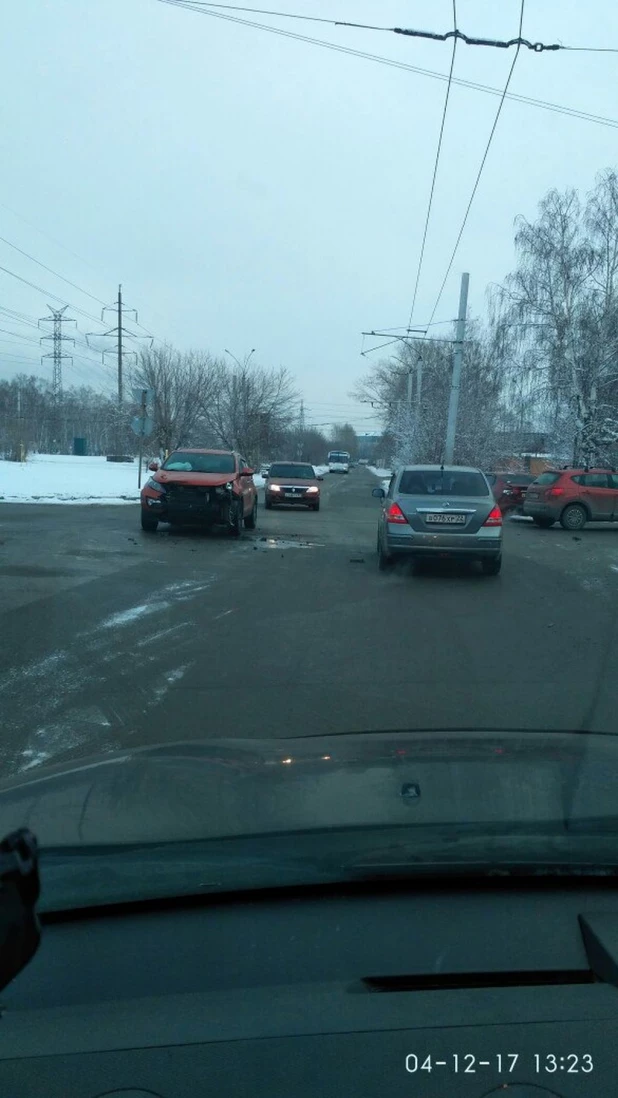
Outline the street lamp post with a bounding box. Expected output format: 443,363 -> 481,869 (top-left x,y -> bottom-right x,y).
224,348 -> 256,370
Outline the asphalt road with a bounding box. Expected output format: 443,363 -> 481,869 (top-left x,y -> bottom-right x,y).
1,468 -> 617,779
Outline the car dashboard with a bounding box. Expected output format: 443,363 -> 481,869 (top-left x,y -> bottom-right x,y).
0,878 -> 617,1096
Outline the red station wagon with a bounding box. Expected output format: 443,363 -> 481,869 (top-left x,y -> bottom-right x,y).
523,467 -> 618,530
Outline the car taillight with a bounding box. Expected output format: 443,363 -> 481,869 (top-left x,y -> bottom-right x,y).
483,505 -> 503,526
385,501 -> 408,524
547,487 -> 565,497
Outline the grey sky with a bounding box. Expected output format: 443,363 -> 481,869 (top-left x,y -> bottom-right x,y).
2,0 -> 617,434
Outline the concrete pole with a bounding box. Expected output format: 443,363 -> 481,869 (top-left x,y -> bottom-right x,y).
444,272 -> 469,464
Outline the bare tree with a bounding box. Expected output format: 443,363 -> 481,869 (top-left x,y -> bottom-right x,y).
132,345 -> 221,455
328,422 -> 358,457
203,358 -> 299,460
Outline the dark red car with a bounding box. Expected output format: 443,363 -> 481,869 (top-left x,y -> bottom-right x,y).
486,472 -> 536,516
140,449 -> 258,534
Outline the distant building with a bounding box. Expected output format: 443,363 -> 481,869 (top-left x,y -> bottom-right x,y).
356,433 -> 381,460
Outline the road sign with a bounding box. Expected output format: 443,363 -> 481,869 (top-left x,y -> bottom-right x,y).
132,387 -> 155,406
131,415 -> 154,437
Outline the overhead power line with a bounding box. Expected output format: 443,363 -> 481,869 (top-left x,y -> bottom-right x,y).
0,233 -> 107,306
159,1 -> 618,53
0,259 -> 161,351
0,263 -> 108,328
0,206 -> 166,344
155,1 -> 618,131
407,0 -> 458,331
428,0 -> 526,326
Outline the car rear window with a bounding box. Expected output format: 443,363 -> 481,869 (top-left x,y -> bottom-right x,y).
533,472 -> 561,486
398,470 -> 489,496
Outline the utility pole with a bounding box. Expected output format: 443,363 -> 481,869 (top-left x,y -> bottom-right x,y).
87,285 -> 152,456
406,365 -> 414,408
444,272 -> 469,464
39,305 -> 76,453
16,385 -> 24,462
297,399 -> 305,460
117,284 -> 123,407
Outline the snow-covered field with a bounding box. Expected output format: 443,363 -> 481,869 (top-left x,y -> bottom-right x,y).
0,453 -> 329,504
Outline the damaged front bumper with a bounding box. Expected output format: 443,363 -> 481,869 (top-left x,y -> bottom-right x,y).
144,483 -> 238,526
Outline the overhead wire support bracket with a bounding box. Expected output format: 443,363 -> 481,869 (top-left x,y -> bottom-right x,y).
392,26 -> 559,53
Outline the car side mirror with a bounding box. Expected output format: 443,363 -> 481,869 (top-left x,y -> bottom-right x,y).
240,468 -> 254,477
148,460 -> 160,471
318,476 -> 324,482
372,487 -> 385,498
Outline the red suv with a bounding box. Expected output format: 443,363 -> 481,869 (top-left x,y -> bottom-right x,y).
140,449 -> 258,534
523,467 -> 618,530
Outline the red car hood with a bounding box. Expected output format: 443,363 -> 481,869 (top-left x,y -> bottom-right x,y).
155,471 -> 235,487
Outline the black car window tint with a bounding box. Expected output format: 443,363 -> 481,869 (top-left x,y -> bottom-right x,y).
582,473 -> 609,488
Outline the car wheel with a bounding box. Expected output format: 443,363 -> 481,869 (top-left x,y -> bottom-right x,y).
532,517 -> 555,528
560,503 -> 587,531
312,500 -> 320,512
229,498 -> 243,537
481,555 -> 502,576
265,498 -> 272,510
141,512 -> 158,532
377,534 -> 393,571
245,498 -> 257,529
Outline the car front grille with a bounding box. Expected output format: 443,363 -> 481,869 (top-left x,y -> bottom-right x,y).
167,486 -> 212,504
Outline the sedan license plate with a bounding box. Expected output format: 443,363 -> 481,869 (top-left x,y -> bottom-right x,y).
285,492 -> 299,499
425,513 -> 466,525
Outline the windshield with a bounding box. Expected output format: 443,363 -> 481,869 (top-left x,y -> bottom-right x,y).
269,464 -> 315,479
163,452 -> 235,473
399,470 -> 489,496
3,0 -> 618,925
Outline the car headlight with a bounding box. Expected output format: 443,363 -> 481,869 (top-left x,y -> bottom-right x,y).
306,486 -> 319,494
269,483 -> 282,492
146,477 -> 165,493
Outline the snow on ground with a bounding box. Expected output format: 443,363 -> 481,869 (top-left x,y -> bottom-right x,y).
368,465 -> 392,493
0,453 -> 148,504
0,454 -> 331,504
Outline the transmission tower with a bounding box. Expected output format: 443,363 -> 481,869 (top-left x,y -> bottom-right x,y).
39,305 -> 76,451
39,305 -> 75,401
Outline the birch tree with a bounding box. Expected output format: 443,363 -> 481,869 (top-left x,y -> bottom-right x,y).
497,172 -> 618,466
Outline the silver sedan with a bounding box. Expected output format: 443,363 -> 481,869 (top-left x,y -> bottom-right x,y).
372,465 -> 503,575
